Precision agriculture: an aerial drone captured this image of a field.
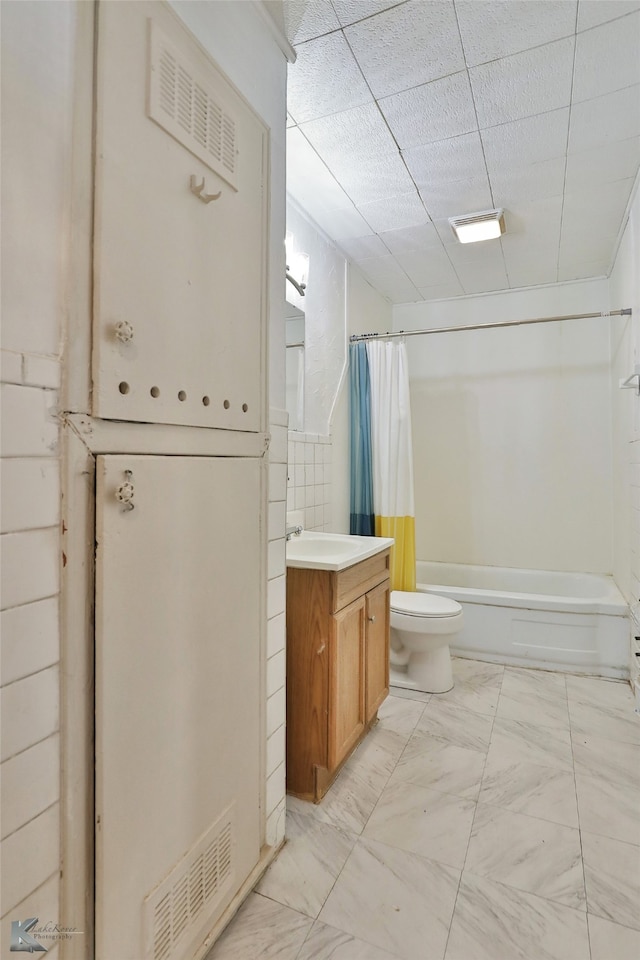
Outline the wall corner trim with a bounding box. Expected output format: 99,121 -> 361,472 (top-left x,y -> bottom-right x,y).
253,2 -> 296,63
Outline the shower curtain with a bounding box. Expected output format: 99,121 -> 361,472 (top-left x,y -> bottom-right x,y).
349,342 -> 374,536
349,339 -> 416,591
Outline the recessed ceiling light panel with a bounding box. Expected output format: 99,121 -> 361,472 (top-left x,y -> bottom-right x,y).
449,209 -> 505,243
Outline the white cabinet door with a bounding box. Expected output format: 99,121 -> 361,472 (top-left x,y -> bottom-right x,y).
95,455 -> 263,960
93,1 -> 268,431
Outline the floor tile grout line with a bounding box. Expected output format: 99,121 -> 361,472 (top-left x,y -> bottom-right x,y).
476,795 -> 580,833
354,697 -> 430,835
458,867 -> 593,918
569,681 -> 640,954
441,663 -> 505,959
291,697 -> 432,941
552,668 -> 591,946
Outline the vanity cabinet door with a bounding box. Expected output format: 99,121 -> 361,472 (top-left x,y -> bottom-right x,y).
328,596 -> 366,771
365,580 -> 390,723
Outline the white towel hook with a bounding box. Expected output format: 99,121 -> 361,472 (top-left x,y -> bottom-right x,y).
189,175 -> 222,204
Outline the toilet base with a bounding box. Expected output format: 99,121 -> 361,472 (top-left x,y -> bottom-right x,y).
389,644 -> 454,694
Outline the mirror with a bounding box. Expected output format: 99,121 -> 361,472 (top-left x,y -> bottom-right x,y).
285,301 -> 305,431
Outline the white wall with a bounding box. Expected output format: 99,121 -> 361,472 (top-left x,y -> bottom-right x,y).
1,1 -> 76,952
286,199 -> 347,437
609,180 -> 640,618
394,279 -> 613,573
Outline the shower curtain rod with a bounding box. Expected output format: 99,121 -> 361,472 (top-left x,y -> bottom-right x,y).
349,308 -> 632,342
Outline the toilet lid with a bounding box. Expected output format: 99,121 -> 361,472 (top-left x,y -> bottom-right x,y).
391,590 -> 461,618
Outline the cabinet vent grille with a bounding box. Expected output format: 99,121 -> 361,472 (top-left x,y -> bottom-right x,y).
148,19 -> 238,190
144,805 -> 235,960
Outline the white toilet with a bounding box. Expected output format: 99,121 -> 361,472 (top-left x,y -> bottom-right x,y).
389,591 -> 463,694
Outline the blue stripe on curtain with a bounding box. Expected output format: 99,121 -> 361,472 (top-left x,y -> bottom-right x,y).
349,342 -> 375,536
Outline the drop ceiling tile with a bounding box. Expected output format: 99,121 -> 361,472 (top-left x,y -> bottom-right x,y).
499,214 -> 562,263
332,0 -> 406,27
380,71 -> 477,150
344,0 -> 465,99
330,152 -> 416,206
286,127 -> 352,210
502,195 -> 564,238
568,85 -> 640,152
419,175 -> 494,220
379,222 -> 443,255
418,279 -> 465,300
445,237 -> 507,266
505,262 -> 559,288
502,236 -> 560,264
456,1 -> 577,67
300,102 -> 398,166
572,12 -> 640,104
501,239 -> 560,270
375,277 -> 422,303
482,108 -> 570,171
357,254 -> 408,282
303,201 -> 375,240
338,234 -> 390,260
402,133 -> 487,189
287,113 -> 297,128
395,245 -> 459,286
455,260 -> 510,295
562,177 -> 636,235
577,1 -> 640,31
288,32 -> 372,123
558,228 -> 616,262
557,257 -> 610,280
565,137 -> 640,191
282,0 -> 341,43
373,275 -> 424,303
470,37 -> 575,128
433,217 -> 463,246
404,258 -> 462,287
357,192 -> 430,232
490,157 -> 567,206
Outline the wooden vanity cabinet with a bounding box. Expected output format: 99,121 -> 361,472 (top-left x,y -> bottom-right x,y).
286,549 -> 391,802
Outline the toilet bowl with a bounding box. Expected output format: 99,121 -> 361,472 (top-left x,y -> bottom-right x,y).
390,591 -> 463,694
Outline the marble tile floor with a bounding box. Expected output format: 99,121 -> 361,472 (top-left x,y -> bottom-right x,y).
206,659 -> 640,960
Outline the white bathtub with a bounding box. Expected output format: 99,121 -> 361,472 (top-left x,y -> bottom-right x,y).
416,560 -> 630,679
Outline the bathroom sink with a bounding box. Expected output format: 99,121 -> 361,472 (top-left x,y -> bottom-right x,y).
286,531 -> 394,571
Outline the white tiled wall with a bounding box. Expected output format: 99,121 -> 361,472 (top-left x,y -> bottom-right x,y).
265,410 -> 288,848
1,353 -> 62,943
286,432 -> 332,531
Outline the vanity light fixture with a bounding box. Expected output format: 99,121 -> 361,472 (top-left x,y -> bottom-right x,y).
449,208 -> 505,244
285,231 -> 309,297
286,264 -> 307,297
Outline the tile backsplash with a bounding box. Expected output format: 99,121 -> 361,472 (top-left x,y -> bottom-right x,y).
287,432 -> 332,531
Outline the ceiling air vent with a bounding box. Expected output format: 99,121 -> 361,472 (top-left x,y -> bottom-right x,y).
148,19 -> 238,191
449,209 -> 505,244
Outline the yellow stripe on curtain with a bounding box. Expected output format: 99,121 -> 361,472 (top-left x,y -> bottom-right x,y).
375,515 -> 416,591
